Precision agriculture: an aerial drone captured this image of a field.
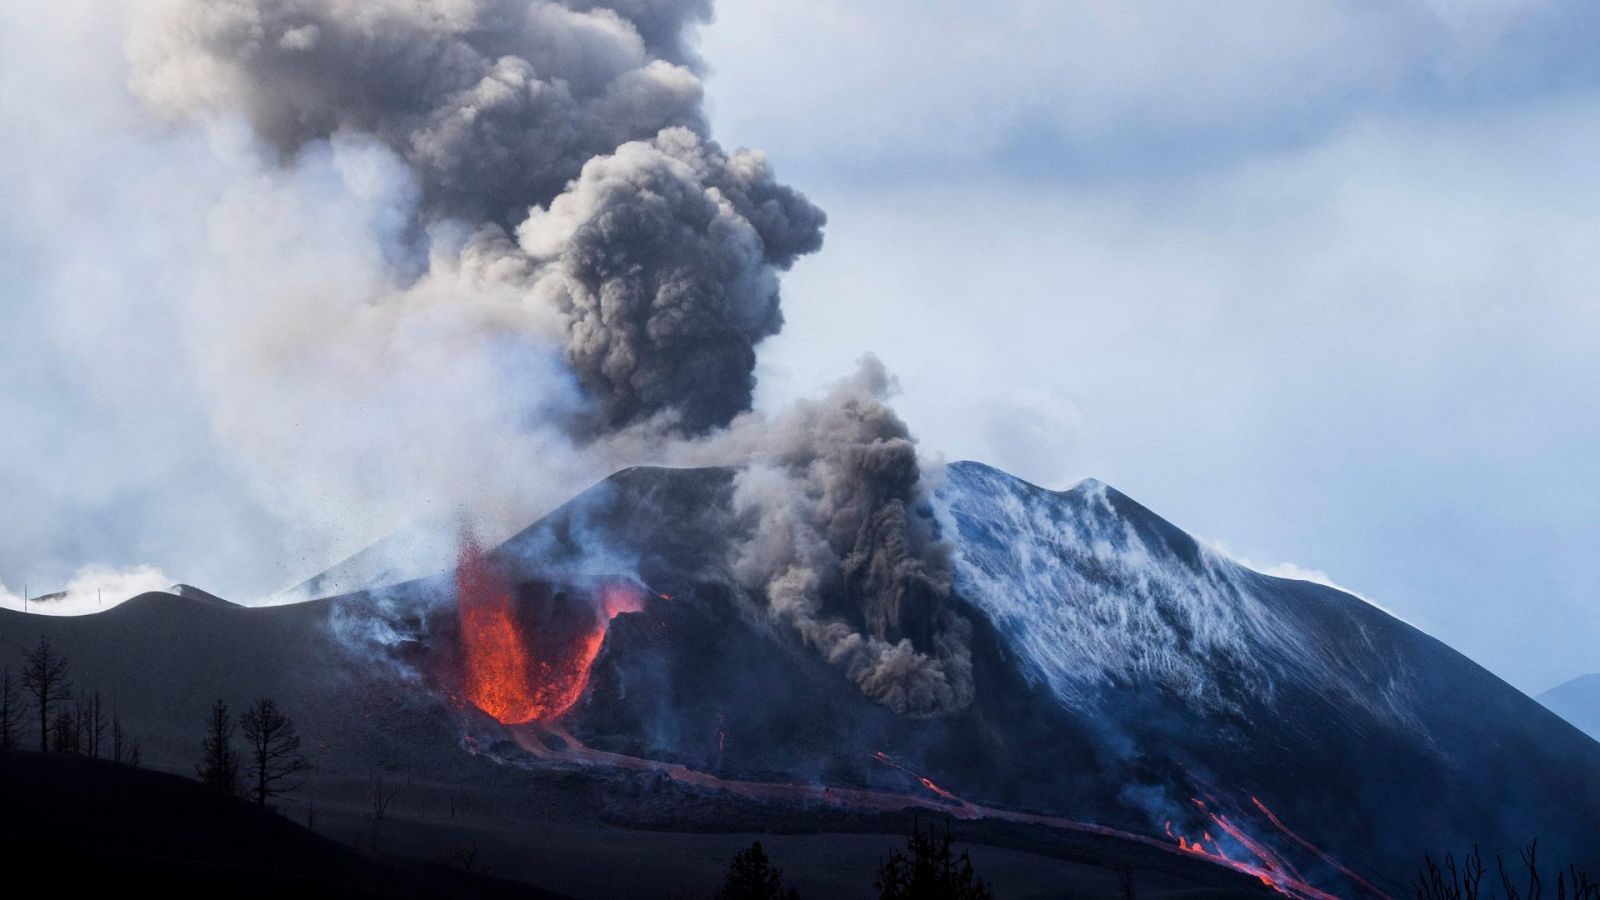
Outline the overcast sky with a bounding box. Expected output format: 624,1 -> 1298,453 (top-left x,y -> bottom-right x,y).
699,1 -> 1600,694
0,2 -> 1595,695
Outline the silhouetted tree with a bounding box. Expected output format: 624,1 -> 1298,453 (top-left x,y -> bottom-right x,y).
875,820 -> 994,900
74,695 -> 93,755
715,841 -> 801,900
0,665 -> 20,750
21,635 -> 71,751
82,691 -> 105,758
111,711 -> 126,763
196,699 -> 241,795
367,773 -> 395,852
449,840 -> 480,874
52,706 -> 79,754
239,697 -> 312,806
1416,841 -> 1599,900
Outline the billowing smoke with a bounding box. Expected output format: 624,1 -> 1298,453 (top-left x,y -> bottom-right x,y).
5,1 -> 969,716
128,0 -> 822,435
130,0 -> 711,226
519,127 -> 824,433
727,361 -> 974,717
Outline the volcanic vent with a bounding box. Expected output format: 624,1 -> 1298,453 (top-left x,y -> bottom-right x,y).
448,531 -> 660,726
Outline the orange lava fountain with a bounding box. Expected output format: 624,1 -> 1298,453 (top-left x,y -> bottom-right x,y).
455,533 -> 649,725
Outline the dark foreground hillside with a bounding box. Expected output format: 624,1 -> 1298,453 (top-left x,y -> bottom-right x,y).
0,750 -> 563,898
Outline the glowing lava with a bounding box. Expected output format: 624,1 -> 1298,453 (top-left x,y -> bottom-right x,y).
1251,796 -> 1387,898
455,533 -> 651,725
872,751 -> 968,807
1164,796 -> 1388,900
456,533 -> 538,723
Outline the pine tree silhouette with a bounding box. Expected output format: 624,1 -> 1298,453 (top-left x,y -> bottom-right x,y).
715,841 -> 802,900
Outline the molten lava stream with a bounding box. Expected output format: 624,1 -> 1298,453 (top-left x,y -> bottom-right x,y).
502,722 -> 1363,900
1251,796 -> 1389,898
1163,795 -> 1390,900
455,534 -> 649,725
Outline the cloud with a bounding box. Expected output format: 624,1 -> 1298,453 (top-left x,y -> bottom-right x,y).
702,0 -> 1600,182
704,3 -> 1600,694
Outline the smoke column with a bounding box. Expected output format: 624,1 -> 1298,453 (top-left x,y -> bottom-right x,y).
26,0 -> 975,715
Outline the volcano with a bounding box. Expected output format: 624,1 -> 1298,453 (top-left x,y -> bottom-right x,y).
5,462 -> 1598,898
313,462 -> 1600,895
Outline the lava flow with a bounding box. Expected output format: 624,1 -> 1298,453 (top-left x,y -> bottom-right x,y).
497,717 -> 1383,900
455,533 -> 652,725
1166,795 -> 1391,900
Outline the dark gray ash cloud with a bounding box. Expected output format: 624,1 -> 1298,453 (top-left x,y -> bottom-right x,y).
525,127 -> 825,433
729,360 -> 973,717
132,0 -> 712,226
131,0 -> 824,435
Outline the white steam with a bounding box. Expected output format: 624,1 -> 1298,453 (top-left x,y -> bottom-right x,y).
0,565 -> 174,615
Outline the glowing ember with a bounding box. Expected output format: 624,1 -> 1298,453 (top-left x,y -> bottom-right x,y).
454,532 -> 653,725
1165,795 -> 1385,900
871,751 -> 968,807
600,582 -> 648,618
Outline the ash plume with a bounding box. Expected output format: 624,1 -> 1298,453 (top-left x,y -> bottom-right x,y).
519,126 -> 824,433
726,361 -> 974,717
129,0 -> 822,435
46,0 -> 972,716
131,0 -> 712,227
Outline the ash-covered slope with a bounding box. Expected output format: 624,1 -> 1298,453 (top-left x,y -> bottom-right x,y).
1539,674 -> 1600,741
933,462 -> 1600,877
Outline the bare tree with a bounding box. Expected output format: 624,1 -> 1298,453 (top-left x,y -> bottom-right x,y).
367,773 -> 395,852
0,665 -> 20,750
1417,841 -> 1599,900
52,707 -> 79,754
196,699 -> 241,795
239,698 -> 313,806
84,691 -> 106,759
111,711 -> 126,763
21,635 -> 71,752
74,695 -> 91,754
449,840 -> 480,874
